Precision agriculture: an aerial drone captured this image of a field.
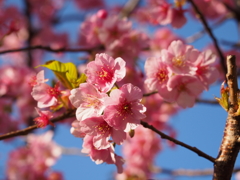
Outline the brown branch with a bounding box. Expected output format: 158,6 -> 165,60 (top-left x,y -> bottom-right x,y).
24,0 -> 34,67
186,16 -> 228,44
140,121 -> 215,163
0,45 -> 103,55
0,110 -> 75,141
156,167 -> 240,177
213,55 -> 240,180
143,91 -> 158,97
119,0 -> 140,18
188,0 -> 227,75
155,168 -> 213,176
221,39 -> 240,49
196,98 -> 219,104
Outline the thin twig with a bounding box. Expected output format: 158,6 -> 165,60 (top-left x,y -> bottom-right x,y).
0,45 -> 103,55
186,16 -> 228,44
188,0 -> 227,75
140,121 -> 215,163
155,168 -> 213,176
0,110 -> 75,141
143,91 -> 158,97
157,167 -> 240,177
119,0 -> 140,18
196,99 -> 219,104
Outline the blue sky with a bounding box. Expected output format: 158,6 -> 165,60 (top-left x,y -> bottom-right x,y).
1,0 -> 240,180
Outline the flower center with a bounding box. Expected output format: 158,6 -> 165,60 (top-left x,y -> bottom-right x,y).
98,66 -> 113,82
47,84 -> 61,97
117,100 -> 133,120
157,69 -> 168,83
82,94 -> 103,109
95,122 -> 111,135
172,55 -> 185,67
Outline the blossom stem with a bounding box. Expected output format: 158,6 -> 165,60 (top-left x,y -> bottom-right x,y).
187,0 -> 227,75
0,110 -> 75,141
0,45 -> 103,55
140,120 -> 215,163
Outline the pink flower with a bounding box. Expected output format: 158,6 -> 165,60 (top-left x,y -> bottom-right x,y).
80,115 -> 126,149
79,10 -> 107,47
7,131 -> 62,180
70,120 -> 86,138
98,16 -> 132,45
145,56 -> 170,91
26,131 -> 62,167
103,83 -> 146,131
162,40 -> 199,75
29,70 -> 48,86
105,30 -> 149,68
31,71 -> 61,108
82,135 -> 124,173
190,0 -> 231,20
120,126 -> 161,178
150,28 -> 182,52
34,107 -> 54,128
69,82 -> 108,120
166,75 -> 205,108
171,8 -> 187,28
85,53 -> 126,93
194,49 -> 219,89
74,0 -> 104,10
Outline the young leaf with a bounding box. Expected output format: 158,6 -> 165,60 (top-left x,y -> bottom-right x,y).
37,60 -> 78,89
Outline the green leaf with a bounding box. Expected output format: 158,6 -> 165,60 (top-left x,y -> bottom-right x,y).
38,60 -> 78,89
75,73 -> 87,88
215,81 -> 229,111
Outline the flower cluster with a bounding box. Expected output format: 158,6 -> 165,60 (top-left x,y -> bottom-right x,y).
145,40 -> 219,108
6,131 -> 63,180
69,53 -> 146,173
135,0 -> 187,28
0,65 -> 36,134
116,126 -> 161,180
79,10 -> 149,68
30,70 -> 62,127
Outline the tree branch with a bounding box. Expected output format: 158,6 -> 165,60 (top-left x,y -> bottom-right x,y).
156,167 -> 240,177
188,0 -> 227,75
0,110 -> 75,141
196,98 -> 219,105
186,16 -> 228,44
0,45 -> 103,55
213,55 -> 240,180
119,0 -> 140,18
140,121 -> 215,163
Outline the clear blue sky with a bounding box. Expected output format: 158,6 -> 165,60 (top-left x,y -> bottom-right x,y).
0,1 -> 240,180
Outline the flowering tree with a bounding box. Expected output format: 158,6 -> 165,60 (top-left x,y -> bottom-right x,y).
1,0 -> 240,179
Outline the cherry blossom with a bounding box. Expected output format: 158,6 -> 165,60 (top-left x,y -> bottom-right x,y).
103,83 -> 146,131
31,71 -> 61,108
166,75 -> 205,108
85,53 -> 126,93
79,10 -> 107,47
34,107 -> 54,128
162,40 -> 199,75
194,49 -> 219,89
6,131 -> 62,180
74,0 -> 104,10
98,16 -> 132,45
116,126 -> 161,179
80,115 -> 127,149
82,135 -> 124,173
144,56 -> 170,92
69,82 -> 108,121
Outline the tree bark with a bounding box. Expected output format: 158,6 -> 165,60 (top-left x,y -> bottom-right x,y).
213,55 -> 240,180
